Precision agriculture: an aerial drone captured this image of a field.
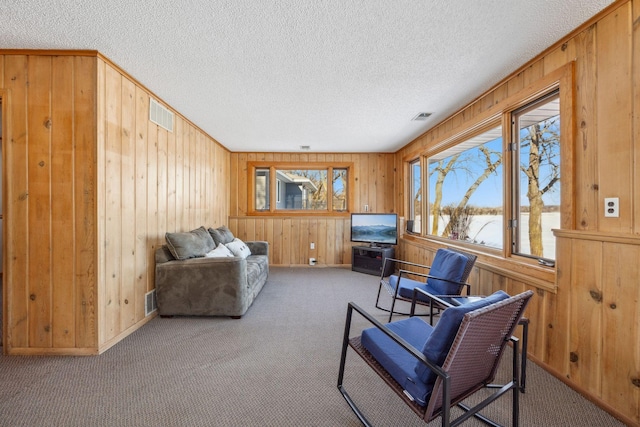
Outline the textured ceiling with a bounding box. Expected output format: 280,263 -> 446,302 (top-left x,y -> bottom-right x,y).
2,0 -> 615,153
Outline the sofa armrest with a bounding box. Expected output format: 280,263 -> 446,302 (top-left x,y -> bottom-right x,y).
246,241 -> 269,256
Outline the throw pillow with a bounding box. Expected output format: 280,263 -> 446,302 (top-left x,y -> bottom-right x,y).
205,243 -> 235,258
208,225 -> 235,246
225,238 -> 252,259
165,226 -> 215,260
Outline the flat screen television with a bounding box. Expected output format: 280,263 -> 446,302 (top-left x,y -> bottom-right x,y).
350,213 -> 398,247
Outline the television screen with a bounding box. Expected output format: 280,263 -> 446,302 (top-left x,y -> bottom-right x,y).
350,213 -> 398,246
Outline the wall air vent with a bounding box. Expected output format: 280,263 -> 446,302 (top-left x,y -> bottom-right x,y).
149,98 -> 174,132
412,112 -> 432,121
145,290 -> 157,316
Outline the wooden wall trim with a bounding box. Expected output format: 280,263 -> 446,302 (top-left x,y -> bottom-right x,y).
0,49 -> 99,57
475,259 -> 556,292
554,228 -> 640,245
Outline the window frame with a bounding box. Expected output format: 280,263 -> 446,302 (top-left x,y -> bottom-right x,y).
248,161 -> 354,216
509,89 -> 561,264
403,62 -> 574,281
407,158 -> 422,234
424,119 -> 504,252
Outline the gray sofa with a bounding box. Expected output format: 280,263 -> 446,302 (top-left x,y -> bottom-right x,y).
155,226 -> 269,318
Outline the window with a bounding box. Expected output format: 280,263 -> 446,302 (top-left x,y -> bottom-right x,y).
409,90 -> 563,263
511,90 -> 560,261
255,168 -> 270,210
427,124 -> 504,249
249,163 -> 352,214
408,159 -> 421,233
404,65 -> 572,278
332,168 -> 348,211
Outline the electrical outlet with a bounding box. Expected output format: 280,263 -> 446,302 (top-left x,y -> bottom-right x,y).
364,204 -> 369,212
310,242 -> 315,250
604,197 -> 619,218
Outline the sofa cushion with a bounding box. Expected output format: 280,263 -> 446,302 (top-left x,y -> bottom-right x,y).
415,290 -> 510,384
205,243 -> 235,258
165,226 -> 215,260
393,275 -> 431,302
226,238 -> 252,259
208,226 -> 235,246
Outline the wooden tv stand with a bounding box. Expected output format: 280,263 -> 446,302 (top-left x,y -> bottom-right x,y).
351,245 -> 395,276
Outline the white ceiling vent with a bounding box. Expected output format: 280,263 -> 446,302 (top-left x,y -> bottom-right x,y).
149,98 -> 174,132
412,112 -> 432,121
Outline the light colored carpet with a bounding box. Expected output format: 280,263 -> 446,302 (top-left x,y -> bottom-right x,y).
0,267 -> 625,426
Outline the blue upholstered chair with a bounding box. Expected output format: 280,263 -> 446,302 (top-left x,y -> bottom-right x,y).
375,248 -> 477,322
338,289 -> 533,427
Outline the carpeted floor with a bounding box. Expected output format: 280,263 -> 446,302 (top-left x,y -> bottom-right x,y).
0,267 -> 626,426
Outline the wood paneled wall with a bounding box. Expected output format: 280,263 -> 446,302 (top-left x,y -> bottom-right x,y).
1,0 -> 638,422
229,152 -> 395,266
0,52 -> 230,355
395,1 -> 639,424
0,54 -> 98,354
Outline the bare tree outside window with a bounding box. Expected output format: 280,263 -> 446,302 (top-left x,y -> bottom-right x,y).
513,92 -> 560,260
428,125 -> 504,250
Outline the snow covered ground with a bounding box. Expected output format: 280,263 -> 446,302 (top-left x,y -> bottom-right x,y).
420,212 -> 560,259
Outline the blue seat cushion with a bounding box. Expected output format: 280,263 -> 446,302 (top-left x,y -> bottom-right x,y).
361,317 -> 434,406
389,275 -> 432,302
415,290 -> 510,384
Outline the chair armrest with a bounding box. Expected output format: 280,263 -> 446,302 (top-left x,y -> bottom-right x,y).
397,269 -> 470,292
410,287 -> 453,317
379,257 -> 432,280
384,257 -> 433,271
